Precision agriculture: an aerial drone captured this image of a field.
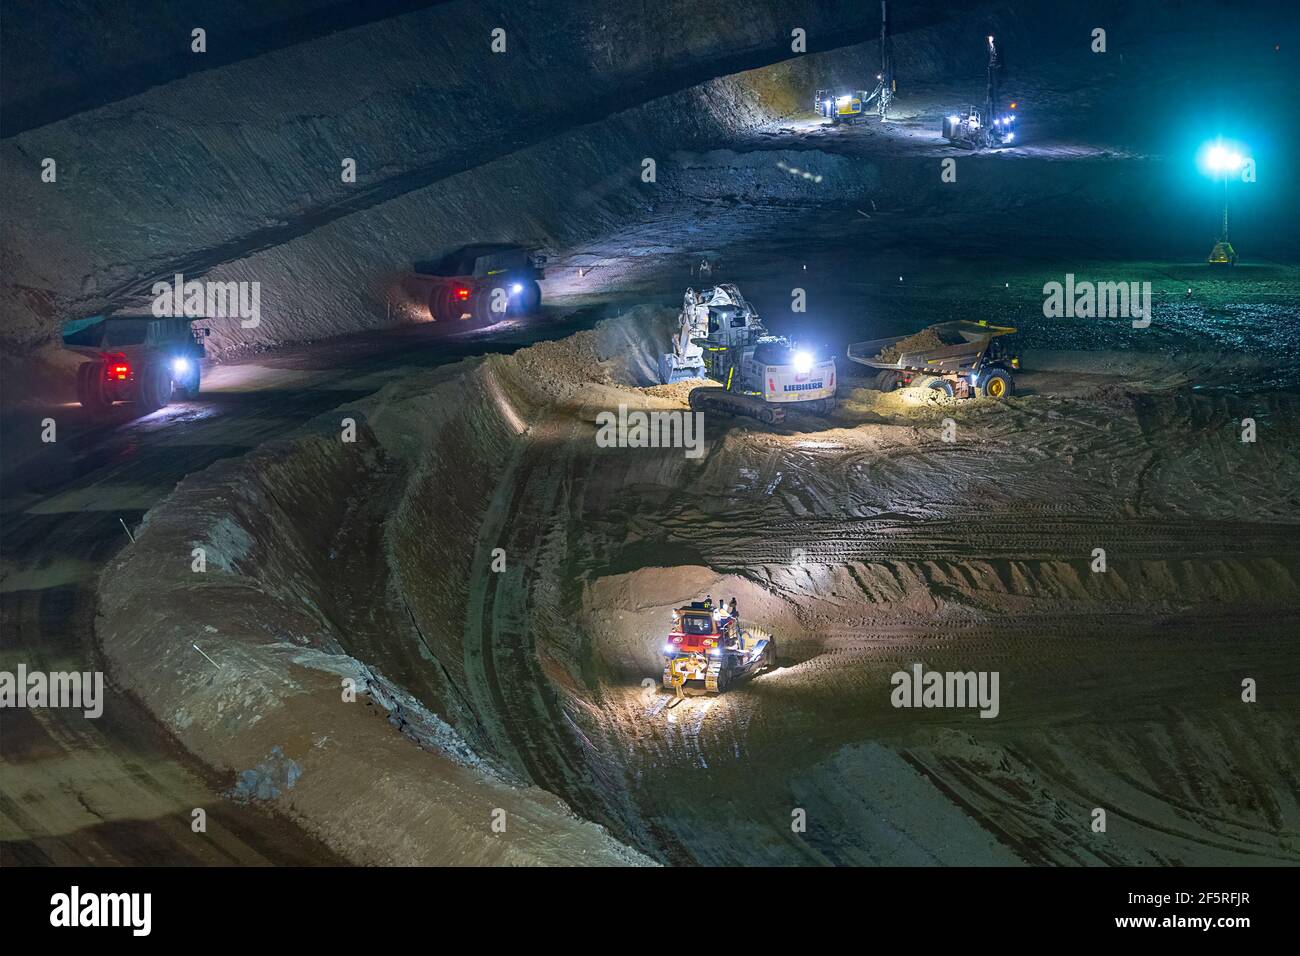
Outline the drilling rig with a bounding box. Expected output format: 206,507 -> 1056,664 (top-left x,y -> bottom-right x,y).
813,1 -> 895,124
878,0 -> 894,119
942,34 -> 1017,149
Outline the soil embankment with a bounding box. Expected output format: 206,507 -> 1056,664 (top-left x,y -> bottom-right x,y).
99,309 -> 1300,864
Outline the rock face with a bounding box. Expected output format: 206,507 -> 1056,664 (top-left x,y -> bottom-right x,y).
1,0 -> 1003,357
93,341 -> 656,865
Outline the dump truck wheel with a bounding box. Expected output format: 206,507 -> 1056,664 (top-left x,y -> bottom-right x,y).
76,361 -> 111,414
510,280 -> 542,317
446,287 -> 474,321
475,286 -> 508,324
427,287 -> 447,321
875,370 -> 900,392
923,377 -> 955,398
979,368 -> 1013,399
137,362 -> 173,412
436,286 -> 474,321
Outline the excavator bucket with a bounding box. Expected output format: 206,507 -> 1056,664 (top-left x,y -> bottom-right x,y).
659,353 -> 706,384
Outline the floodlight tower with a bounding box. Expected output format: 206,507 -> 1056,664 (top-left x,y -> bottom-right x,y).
1205,143 -> 1244,265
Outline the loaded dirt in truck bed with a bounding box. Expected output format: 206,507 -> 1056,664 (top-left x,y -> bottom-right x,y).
873,327 -> 946,363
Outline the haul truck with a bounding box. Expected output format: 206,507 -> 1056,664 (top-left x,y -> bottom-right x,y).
62,314 -> 207,415
847,320 -> 1020,399
411,244 -> 545,323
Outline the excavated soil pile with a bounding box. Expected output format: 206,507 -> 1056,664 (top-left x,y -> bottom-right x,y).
98,309 -> 1300,865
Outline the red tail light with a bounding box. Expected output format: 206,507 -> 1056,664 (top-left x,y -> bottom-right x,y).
107,361 -> 131,381
453,285 -> 471,301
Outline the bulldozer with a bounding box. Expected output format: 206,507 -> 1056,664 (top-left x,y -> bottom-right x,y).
661,601 -> 776,695
658,284 -> 836,424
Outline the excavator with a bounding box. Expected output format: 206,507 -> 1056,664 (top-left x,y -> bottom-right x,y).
661,601 -> 776,695
658,284 -> 836,424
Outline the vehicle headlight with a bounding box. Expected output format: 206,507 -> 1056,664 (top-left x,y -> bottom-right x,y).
793,350 -> 814,374
662,644 -> 674,655
510,283 -> 523,294
709,649 -> 721,657
171,357 -> 190,375
1005,132 -> 1014,142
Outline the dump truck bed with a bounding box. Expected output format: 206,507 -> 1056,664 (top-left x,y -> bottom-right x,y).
846,320 -> 1015,374
62,315 -> 203,359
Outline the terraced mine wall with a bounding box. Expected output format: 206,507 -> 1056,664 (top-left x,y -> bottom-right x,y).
98,312 -> 1300,864
3,0 -> 1089,358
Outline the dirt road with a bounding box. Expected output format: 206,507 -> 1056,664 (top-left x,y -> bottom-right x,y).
0,315 -> 598,864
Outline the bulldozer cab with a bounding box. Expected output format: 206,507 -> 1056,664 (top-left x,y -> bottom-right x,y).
680,611 -> 715,636
667,603 -> 735,655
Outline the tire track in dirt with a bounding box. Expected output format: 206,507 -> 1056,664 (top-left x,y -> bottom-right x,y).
463,414 -> 671,855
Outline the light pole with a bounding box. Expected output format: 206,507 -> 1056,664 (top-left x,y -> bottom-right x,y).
1205,143 -> 1244,265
